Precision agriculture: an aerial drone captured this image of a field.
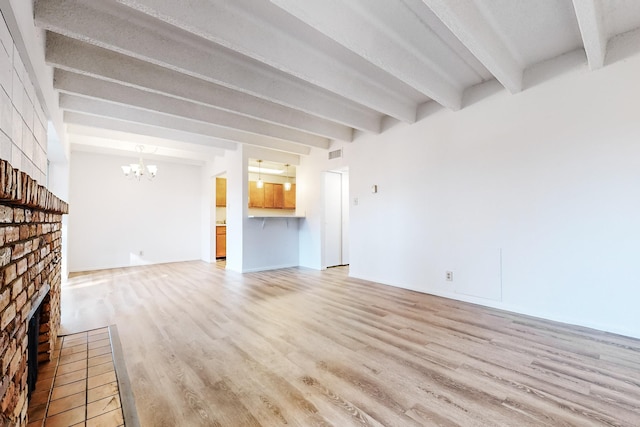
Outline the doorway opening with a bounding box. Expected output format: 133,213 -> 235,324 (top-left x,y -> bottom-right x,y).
214,174 -> 227,262
324,169 -> 349,268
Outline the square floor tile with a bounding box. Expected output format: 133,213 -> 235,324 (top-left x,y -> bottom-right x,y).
61,339 -> 87,349
87,394 -> 120,419
61,343 -> 87,356
86,408 -> 124,427
88,339 -> 110,350
62,338 -> 85,348
53,369 -> 87,387
56,359 -> 87,376
87,382 -> 119,404
88,362 -> 114,378
88,332 -> 109,342
88,371 -> 116,389
47,391 -> 86,417
28,329 -> 127,427
51,380 -> 86,401
59,351 -> 88,364
88,354 -> 112,368
88,346 -> 111,359
42,406 -> 85,426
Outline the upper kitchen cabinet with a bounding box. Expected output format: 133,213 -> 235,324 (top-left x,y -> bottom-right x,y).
216,177 -> 227,207
248,159 -> 296,210
283,184 -> 296,209
249,180 -> 265,208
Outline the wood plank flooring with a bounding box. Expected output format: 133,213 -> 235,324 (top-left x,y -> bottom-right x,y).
60,262 -> 640,426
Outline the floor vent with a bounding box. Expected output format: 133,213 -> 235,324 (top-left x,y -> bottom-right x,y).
328,149 -> 342,160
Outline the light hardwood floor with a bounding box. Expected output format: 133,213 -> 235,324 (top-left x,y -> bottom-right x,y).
61,262 -> 640,426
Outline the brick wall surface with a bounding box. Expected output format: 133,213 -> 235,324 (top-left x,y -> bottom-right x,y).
0,159 -> 67,426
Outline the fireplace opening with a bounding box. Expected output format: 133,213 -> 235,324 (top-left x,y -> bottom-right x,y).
26,285 -> 50,398
27,305 -> 41,397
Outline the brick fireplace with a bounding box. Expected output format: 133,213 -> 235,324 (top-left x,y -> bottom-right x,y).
0,159 -> 68,426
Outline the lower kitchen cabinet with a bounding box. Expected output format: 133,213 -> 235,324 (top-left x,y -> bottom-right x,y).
216,226 -> 226,258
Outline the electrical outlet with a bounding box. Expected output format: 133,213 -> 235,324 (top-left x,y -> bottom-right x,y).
445,271 -> 453,281
139,250 -> 144,256
353,197 -> 359,206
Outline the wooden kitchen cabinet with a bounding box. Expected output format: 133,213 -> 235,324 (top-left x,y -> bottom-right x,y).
284,184 -> 296,209
249,181 -> 294,209
273,184 -> 284,208
216,226 -> 226,258
264,183 -> 284,208
216,178 -> 226,207
249,181 -> 264,208
264,183 -> 276,208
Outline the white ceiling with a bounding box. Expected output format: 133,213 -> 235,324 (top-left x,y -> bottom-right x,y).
33,0 -> 640,163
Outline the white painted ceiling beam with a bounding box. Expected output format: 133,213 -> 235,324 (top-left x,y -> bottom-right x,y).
54,70 -> 330,149
35,0 -> 382,133
69,135 -> 223,163
67,123 -> 238,152
422,0 -> 524,93
571,0 -> 607,70
67,124 -> 225,159
113,0 -> 417,122
63,111 -> 313,156
270,0 -> 462,110
46,33 -> 353,142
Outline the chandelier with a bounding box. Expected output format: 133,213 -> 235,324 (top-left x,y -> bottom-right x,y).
121,145 -> 158,180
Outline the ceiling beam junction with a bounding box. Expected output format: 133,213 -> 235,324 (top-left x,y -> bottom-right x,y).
422,0 -> 523,93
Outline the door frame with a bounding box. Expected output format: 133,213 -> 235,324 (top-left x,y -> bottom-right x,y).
322,168 -> 349,269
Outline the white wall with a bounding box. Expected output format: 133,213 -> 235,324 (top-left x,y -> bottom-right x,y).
219,148 -> 244,272
233,145 -> 301,272
68,151 -> 203,272
335,53 -> 640,339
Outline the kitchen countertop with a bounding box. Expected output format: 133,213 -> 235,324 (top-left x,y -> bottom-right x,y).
247,215 -> 305,219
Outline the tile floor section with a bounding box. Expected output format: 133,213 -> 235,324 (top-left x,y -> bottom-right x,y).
27,328 -> 125,427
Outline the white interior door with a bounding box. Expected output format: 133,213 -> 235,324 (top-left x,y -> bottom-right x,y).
340,172 -> 349,265
324,171 -> 349,268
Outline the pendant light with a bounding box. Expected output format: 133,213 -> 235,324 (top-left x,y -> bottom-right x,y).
121,145 -> 158,181
256,160 -> 264,189
284,164 -> 291,191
